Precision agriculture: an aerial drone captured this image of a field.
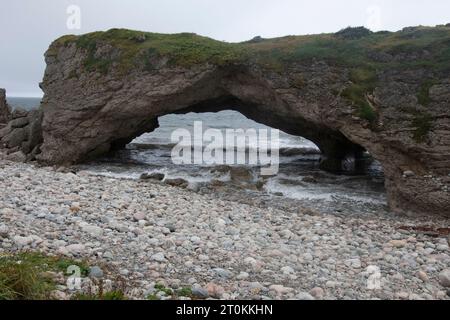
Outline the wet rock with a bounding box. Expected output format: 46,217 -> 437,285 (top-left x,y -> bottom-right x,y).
302,176 -> 318,183
230,167 -> 253,183
140,172 -> 165,181
164,178 -> 189,188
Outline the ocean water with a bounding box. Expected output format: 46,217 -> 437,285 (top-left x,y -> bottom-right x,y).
6,97 -> 41,111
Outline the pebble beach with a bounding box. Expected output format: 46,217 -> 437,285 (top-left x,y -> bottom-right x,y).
0,155 -> 449,300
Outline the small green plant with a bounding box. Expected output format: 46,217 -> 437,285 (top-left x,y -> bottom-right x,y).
0,252 -> 88,300
412,113 -> 432,142
142,48 -> 161,72
357,103 -> 377,123
176,287 -> 192,297
417,79 -> 436,106
154,283 -> 173,296
76,36 -> 112,74
146,293 -> 160,300
341,67 -> 378,123
0,256 -> 54,300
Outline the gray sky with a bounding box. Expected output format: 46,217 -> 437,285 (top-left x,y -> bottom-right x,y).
1,0 -> 449,97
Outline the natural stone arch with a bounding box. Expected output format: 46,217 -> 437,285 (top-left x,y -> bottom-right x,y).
39,64 -> 366,172
5,27 -> 446,217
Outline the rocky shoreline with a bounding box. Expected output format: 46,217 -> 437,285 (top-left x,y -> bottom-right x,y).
0,154 -> 449,300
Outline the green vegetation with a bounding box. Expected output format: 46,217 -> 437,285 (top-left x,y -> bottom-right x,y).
417,79 -> 437,106
335,26 -> 373,40
154,283 -> 173,296
412,112 -> 432,142
341,67 -> 378,123
146,285 -> 193,300
176,287 -> 193,298
54,29 -> 247,74
0,252 -> 88,300
51,25 -> 450,73
76,36 -> 112,74
146,294 -> 159,300
50,25 -> 450,122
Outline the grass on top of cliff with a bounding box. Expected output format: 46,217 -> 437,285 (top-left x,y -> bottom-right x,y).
51,25 -> 450,73
53,29 -> 247,73
50,26 -> 450,122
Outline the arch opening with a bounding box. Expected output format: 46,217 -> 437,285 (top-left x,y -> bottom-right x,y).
83,105 -> 385,208
105,94 -> 380,176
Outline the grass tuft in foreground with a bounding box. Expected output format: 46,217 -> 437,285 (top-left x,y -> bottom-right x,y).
0,252 -> 88,300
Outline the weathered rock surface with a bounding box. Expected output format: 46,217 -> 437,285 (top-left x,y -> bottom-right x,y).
1,26 -> 450,216
0,99 -> 43,161
0,89 -> 11,124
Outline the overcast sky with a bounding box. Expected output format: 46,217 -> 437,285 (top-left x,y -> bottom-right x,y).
1,0 -> 449,97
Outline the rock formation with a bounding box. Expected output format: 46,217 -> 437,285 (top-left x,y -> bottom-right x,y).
1,26 -> 450,216
0,89 -> 11,124
0,90 -> 42,161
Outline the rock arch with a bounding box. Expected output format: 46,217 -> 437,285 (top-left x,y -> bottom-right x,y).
3,27 -> 449,217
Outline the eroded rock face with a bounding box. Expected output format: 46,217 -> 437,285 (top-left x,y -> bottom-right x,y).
0,89 -> 11,124
3,27 -> 450,217
0,90 -> 43,161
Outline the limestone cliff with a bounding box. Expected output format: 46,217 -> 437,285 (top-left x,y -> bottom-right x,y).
3,26 -> 450,216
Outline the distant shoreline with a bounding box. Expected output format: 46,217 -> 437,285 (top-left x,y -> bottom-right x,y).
6,96 -> 41,110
